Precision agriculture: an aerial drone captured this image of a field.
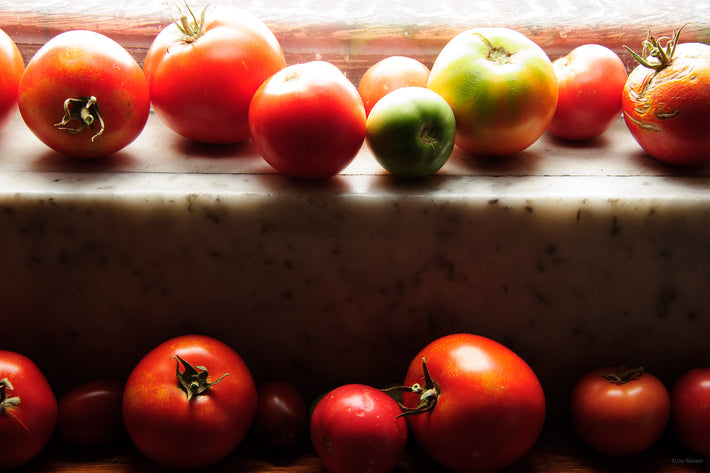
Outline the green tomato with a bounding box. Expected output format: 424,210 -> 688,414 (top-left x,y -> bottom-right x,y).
427,27 -> 558,157
366,87 -> 456,178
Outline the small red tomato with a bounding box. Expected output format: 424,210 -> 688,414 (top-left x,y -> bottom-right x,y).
311,384 -> 408,473
0,28 -> 24,132
249,61 -> 367,179
253,380 -> 307,449
548,44 -> 627,140
570,366 -> 670,456
0,351 -> 58,470
358,56 -> 430,115
57,380 -> 124,446
671,368 -> 710,456
18,30 -> 150,158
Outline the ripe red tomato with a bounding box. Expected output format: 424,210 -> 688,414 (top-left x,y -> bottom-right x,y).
427,27 -> 558,157
570,366 -> 670,456
18,30 -> 149,158
252,380 -> 307,449
358,56 -> 430,115
400,333 -> 545,473
0,351 -> 58,470
122,335 -> 257,469
249,61 -> 367,178
57,379 -> 124,447
0,28 -> 24,132
311,384 -> 408,473
671,368 -> 710,456
548,44 -> 627,140
622,26 -> 710,165
144,4 -> 286,144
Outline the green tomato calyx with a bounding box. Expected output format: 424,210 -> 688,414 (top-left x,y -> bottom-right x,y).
172,2 -> 207,43
624,24 -> 687,72
382,358 -> 440,418
0,378 -> 21,415
173,355 -> 230,401
474,32 -> 514,65
55,96 -> 105,142
601,365 -> 645,384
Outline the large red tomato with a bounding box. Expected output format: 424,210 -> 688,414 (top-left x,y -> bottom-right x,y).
18,30 -> 149,158
249,61 -> 366,178
0,351 -> 58,470
122,335 -> 257,469
144,4 -> 286,144
427,27 -> 558,157
400,333 -> 545,473
622,26 -> 710,165
671,368 -> 710,456
548,44 -> 627,140
358,56 -> 430,116
0,28 -> 24,132
570,366 -> 670,456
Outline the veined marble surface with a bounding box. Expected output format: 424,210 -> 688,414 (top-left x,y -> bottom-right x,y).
2,112 -> 710,415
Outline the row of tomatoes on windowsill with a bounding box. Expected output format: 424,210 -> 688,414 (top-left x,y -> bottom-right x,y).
1,333 -> 709,473
1,6 -> 710,178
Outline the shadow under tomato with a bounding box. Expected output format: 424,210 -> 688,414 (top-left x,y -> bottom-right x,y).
30,148 -> 140,173
175,136 -> 260,161
451,146 -> 544,176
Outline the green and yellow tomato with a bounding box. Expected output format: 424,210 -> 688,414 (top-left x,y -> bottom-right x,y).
427,27 -> 558,157
366,87 -> 455,177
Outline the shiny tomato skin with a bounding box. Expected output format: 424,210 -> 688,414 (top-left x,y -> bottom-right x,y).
122,335 -> 257,469
0,29 -> 24,132
671,368 -> 710,456
622,42 -> 710,166
57,380 -> 124,447
402,333 -> 545,473
253,380 -> 307,449
358,56 -> 430,116
18,30 -> 149,158
427,28 -> 558,157
548,44 -> 627,140
0,351 -> 58,470
311,384 -> 408,473
249,61 -> 366,179
144,6 -> 286,144
570,367 -> 670,456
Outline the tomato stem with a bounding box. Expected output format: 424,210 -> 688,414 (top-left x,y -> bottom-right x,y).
172,355 -> 231,401
171,2 -> 207,43
473,32 -> 514,65
601,365 -> 645,384
0,378 -> 21,414
382,358 -> 440,418
624,24 -> 688,71
54,96 -> 105,142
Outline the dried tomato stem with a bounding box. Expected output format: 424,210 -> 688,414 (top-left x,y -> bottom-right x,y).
601,366 -> 645,384
382,358 -> 440,418
623,24 -> 688,71
172,355 -> 230,401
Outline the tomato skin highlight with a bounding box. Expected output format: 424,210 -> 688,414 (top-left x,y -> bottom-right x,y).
358,56 -> 430,116
18,30 -> 150,158
0,351 -> 58,471
57,380 -> 124,447
402,333 -> 545,473
671,368 -> 710,456
0,28 -> 24,132
122,335 -> 257,469
144,6 -> 286,144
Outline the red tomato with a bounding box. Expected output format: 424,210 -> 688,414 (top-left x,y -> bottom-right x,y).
671,368 -> 710,456
0,28 -> 24,132
249,61 -> 367,178
57,380 -> 124,447
144,4 -> 286,144
570,366 -> 670,456
622,26 -> 710,165
0,351 -> 58,470
311,384 -> 408,473
358,56 -> 430,115
122,335 -> 257,469
18,30 -> 149,158
401,333 -> 545,473
548,44 -> 627,140
253,380 -> 307,449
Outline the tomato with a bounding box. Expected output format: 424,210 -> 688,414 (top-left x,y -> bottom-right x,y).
671,368 -> 710,456
358,56 -> 430,116
0,351 -> 57,470
122,335 -> 257,469
622,26 -> 710,165
366,86 -> 455,177
57,380 -> 124,447
144,4 -> 286,144
18,30 -> 149,158
0,28 -> 24,132
252,380 -> 307,449
570,366 -> 670,456
427,27 -> 558,157
249,61 -> 367,179
400,333 -> 545,473
548,44 -> 627,140
310,384 -> 408,473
